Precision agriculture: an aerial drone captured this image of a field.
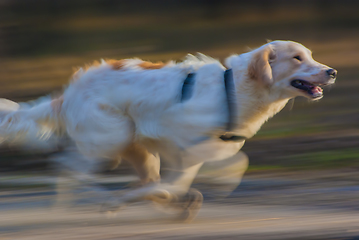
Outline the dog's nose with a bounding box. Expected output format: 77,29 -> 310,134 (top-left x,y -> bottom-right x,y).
326,68 -> 337,79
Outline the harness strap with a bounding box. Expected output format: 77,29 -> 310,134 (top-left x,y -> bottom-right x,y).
181,73 -> 195,102
181,69 -> 247,142
223,69 -> 236,132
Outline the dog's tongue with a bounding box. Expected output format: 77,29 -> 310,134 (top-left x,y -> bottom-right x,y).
310,85 -> 322,94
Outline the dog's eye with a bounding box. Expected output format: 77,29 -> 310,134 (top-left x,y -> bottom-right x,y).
293,55 -> 302,61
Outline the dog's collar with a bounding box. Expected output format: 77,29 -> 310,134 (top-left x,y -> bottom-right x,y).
181,69 -> 248,142
223,69 -> 236,131
220,69 -> 247,142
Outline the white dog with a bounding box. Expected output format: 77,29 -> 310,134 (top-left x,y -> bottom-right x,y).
0,40 -> 336,221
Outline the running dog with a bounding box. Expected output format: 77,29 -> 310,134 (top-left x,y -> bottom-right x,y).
0,40 -> 337,221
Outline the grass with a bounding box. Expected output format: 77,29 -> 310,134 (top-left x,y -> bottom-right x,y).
247,165 -> 287,172
247,148 -> 359,172
289,149 -> 359,169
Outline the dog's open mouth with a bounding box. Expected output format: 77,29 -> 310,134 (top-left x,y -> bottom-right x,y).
290,79 -> 323,99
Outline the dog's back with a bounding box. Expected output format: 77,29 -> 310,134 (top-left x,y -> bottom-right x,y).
59,58 -> 228,158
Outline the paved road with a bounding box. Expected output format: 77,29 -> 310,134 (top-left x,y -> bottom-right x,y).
1,172 -> 359,240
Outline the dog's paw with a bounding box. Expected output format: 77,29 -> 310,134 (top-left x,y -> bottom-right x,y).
100,198 -> 125,214
105,210 -> 118,219
176,188 -> 203,223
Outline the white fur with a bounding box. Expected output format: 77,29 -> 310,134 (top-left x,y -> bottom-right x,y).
0,41 -> 336,214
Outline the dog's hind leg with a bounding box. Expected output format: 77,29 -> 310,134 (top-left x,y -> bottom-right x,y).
53,146 -> 114,208
120,144 -> 175,208
121,143 -> 160,185
102,157 -> 204,221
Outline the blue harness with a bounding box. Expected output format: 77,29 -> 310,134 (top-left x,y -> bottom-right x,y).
181,69 -> 247,142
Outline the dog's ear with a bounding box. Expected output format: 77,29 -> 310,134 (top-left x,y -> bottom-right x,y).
248,45 -> 276,86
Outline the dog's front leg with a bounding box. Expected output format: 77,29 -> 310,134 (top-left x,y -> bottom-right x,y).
198,150 -> 249,198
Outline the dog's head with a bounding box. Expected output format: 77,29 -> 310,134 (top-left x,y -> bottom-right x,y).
233,40 -> 337,100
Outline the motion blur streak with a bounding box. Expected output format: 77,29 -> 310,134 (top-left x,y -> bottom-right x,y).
0,1 -> 358,239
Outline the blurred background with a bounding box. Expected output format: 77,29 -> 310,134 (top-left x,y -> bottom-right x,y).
0,1 -> 359,239
0,0 -> 358,172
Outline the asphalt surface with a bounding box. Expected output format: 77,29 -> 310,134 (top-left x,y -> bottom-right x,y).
1,171 -> 359,240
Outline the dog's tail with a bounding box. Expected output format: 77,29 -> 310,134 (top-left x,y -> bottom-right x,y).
0,96 -> 64,144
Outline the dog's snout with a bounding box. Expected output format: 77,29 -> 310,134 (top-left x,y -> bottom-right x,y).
326,68 -> 337,79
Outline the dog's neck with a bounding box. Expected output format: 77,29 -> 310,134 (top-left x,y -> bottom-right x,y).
226,55 -> 290,138
233,84 -> 289,138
